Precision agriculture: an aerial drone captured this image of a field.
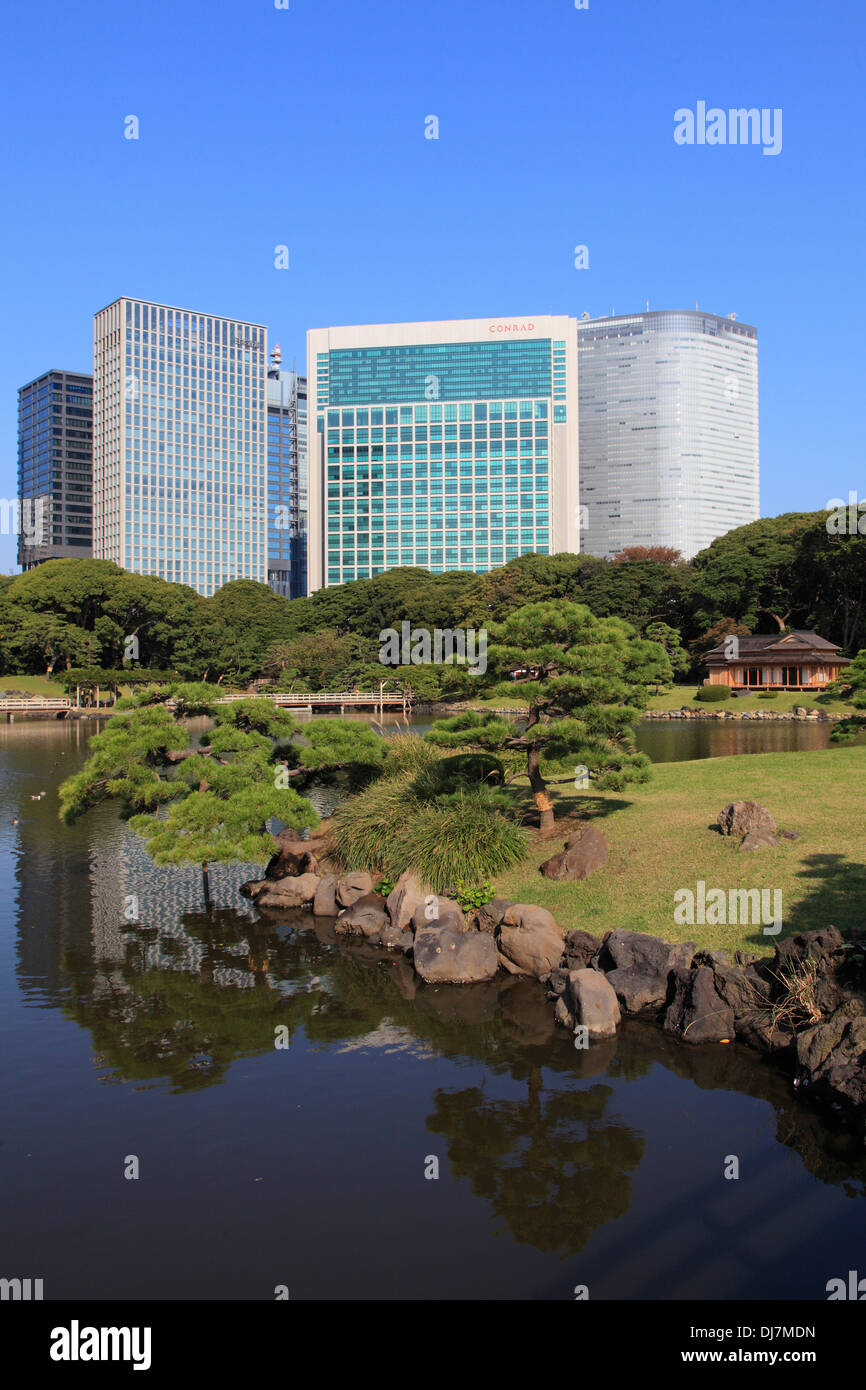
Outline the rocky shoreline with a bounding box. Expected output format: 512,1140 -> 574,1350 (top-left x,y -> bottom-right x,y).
242,828 -> 866,1133
426,702 -> 848,722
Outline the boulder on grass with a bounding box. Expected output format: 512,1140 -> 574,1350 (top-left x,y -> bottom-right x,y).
499,918 -> 564,978
336,872 -> 374,908
335,891 -> 388,938
385,870 -> 431,933
539,824 -> 609,881
664,967 -> 735,1044
717,801 -> 776,839
596,928 -> 695,1013
565,968 -> 621,1038
313,873 -> 339,917
413,924 -> 499,984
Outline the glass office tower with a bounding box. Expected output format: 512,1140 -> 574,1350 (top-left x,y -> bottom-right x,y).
306,316 -> 579,592
577,310 -> 759,560
93,298 -> 267,596
266,354 -> 307,598
17,369 -> 93,569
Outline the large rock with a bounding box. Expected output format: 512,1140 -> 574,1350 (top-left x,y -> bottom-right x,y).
476,898 -> 511,934
379,914 -> 412,949
410,897 -> 465,932
413,924 -> 499,984
313,873 -> 339,917
563,929 -> 603,971
385,870 -> 430,933
596,928 -> 695,1013
796,1001 -> 866,1110
335,891 -> 388,938
539,824 -> 609,881
717,800 -> 777,839
265,824 -> 332,879
499,917 -> 564,978
336,871 -> 374,908
254,872 -> 320,908
664,967 -> 736,1044
565,968 -> 621,1038
502,903 -> 558,934
739,827 -> 778,851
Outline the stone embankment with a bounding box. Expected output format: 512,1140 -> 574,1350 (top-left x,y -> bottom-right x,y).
644,705 -> 845,722
241,826 -> 866,1128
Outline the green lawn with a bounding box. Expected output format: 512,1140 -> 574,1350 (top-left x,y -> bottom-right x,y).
645,683 -> 856,715
0,674 -> 64,697
494,744 -> 866,956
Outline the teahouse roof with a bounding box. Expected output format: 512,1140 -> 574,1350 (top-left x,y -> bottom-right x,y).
705,630 -> 849,663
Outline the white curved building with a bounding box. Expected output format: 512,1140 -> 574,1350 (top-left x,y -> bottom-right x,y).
577,310 -> 759,560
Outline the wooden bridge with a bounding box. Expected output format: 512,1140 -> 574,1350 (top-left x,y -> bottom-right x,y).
0,689 -> 414,719
210,689 -> 415,717
0,697 -> 72,717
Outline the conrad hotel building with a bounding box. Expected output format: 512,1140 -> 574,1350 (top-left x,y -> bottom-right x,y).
306,316 -> 580,591
93,297 -> 267,596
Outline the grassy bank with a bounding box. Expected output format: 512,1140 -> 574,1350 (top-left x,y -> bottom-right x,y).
494,744 -> 866,956
463,684 -> 858,717
644,684 -> 857,715
0,674 -> 65,697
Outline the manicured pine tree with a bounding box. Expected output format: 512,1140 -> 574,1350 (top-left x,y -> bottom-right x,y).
424,601 -> 671,830
59,683 -> 386,906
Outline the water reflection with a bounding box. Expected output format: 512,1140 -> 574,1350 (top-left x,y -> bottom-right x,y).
3,718 -> 865,1297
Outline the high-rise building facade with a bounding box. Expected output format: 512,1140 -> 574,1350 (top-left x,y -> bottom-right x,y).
577,310 -> 759,560
266,349 -> 307,598
17,369 -> 93,569
92,298 -> 267,597
306,316 -> 580,592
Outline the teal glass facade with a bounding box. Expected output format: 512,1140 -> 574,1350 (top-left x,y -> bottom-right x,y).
311,333 -> 569,589
321,392 -> 554,586
326,339 -> 552,405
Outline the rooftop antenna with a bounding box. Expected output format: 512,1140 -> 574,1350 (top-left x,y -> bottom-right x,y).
646,298 -> 650,312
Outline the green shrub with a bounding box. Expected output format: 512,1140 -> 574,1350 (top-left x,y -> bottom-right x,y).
397,791 -> 529,893
758,691 -> 779,700
333,779 -> 529,892
411,750 -> 505,800
332,774 -> 419,876
695,685 -> 730,703
453,878 -> 494,911
382,733 -> 442,780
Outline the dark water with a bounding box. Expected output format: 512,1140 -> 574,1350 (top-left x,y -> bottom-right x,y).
1,720 -> 864,1301
374,711 -> 839,762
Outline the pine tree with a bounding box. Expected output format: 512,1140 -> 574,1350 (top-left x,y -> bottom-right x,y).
59,684 -> 386,906
425,602 -> 670,831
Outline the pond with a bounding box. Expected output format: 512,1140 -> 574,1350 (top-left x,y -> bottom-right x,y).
1,719 -> 864,1299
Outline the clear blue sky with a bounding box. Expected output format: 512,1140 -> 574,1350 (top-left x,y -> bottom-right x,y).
1,0 -> 863,572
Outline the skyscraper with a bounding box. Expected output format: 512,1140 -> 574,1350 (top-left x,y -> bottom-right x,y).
306,315 -> 580,592
16,369 -> 93,569
92,297 -> 267,596
266,347 -> 308,599
577,309 -> 759,560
